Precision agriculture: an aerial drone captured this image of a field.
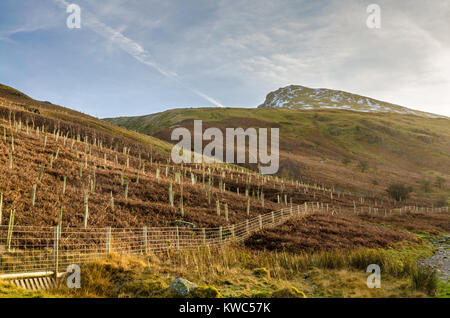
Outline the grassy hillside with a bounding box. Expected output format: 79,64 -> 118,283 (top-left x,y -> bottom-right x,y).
105,107 -> 450,204
2,83 -> 444,230
0,84 -> 171,155
1,84 -> 370,229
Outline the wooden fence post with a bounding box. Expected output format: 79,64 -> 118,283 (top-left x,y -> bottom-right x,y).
57,205 -> 63,231
202,228 -> 206,245
258,215 -> 262,230
142,226 -> 148,254
219,226 -> 223,242
0,192 -> 3,225
53,226 -> 60,281
176,226 -> 180,250
106,227 -> 111,256
6,208 -> 15,252
271,212 -> 275,226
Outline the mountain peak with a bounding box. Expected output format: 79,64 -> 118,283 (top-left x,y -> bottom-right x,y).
258,85 -> 446,119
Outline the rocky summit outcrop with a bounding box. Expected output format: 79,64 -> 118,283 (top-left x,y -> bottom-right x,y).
258,85 -> 446,119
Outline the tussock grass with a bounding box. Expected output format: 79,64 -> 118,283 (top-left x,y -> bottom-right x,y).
161,241 -> 433,281
147,241 -> 437,297
3,240 -> 440,298
411,266 -> 439,296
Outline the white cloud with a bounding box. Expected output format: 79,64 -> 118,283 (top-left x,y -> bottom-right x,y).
47,0 -> 450,116
52,0 -> 225,108
179,0 -> 450,115
0,22 -> 55,43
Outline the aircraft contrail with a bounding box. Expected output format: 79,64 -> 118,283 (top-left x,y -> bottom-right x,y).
53,0 -> 225,108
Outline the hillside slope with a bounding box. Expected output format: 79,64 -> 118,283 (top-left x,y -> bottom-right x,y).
0,82 -> 447,231
105,106 -> 450,203
0,84 -> 171,156
1,83 -> 356,229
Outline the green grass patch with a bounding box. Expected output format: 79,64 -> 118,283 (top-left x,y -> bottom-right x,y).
435,281 -> 450,298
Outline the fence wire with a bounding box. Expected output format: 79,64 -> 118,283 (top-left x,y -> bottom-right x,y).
0,203 -> 448,275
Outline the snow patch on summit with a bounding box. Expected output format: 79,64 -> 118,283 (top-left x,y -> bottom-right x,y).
258,85 -> 446,119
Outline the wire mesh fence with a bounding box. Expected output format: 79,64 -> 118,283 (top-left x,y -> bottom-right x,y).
0,203 -> 448,275
0,203 -> 315,274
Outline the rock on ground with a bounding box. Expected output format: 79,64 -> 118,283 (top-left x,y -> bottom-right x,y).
168,278 -> 198,297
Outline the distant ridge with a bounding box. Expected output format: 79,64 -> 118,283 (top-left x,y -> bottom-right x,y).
258,85 -> 447,119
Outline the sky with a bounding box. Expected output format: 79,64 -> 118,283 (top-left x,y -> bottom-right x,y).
0,0 -> 449,118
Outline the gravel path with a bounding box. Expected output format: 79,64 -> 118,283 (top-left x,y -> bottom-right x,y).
417,235 -> 449,281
